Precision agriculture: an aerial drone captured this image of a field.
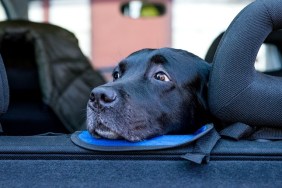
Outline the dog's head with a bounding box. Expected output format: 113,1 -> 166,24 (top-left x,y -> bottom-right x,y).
87,48 -> 211,141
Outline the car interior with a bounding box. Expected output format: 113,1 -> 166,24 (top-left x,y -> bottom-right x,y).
0,0 -> 282,187
0,28 -> 67,135
0,20 -> 106,136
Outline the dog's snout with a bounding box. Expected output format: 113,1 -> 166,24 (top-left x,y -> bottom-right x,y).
90,87 -> 117,108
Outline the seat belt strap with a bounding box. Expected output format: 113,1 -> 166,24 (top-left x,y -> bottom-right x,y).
220,122 -> 254,140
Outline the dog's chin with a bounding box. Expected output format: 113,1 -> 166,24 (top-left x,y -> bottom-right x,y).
89,122 -> 149,142
92,123 -> 122,140
87,112 -> 157,142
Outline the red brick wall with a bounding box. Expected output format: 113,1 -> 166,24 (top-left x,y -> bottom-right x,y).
90,0 -> 171,74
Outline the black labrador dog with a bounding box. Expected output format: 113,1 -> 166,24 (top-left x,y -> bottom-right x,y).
87,48 -> 213,141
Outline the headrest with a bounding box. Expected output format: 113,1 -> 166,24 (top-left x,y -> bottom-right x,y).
208,0 -> 282,127
205,30 -> 282,65
0,55 -> 9,114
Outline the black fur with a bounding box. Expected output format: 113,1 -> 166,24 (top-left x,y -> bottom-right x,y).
87,48 -> 213,141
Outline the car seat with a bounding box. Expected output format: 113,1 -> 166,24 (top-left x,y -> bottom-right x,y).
205,30 -> 282,77
0,54 -> 9,119
0,20 -> 105,135
208,0 -> 282,128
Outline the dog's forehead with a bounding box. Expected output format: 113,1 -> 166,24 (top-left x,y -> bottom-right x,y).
132,48 -> 202,68
115,49 -> 156,74
122,48 -> 198,68
124,49 -> 155,66
115,48 -> 210,84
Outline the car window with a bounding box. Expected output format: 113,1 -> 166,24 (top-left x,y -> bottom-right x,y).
0,2 -> 7,20
27,0 -> 261,79
28,0 -> 91,60
172,0 -> 251,58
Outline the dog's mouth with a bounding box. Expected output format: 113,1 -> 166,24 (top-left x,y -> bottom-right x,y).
87,102 -> 155,142
92,123 -> 122,140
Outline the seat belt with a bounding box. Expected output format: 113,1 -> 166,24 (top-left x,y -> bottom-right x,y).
220,122 -> 254,140
220,122 -> 282,141
181,126 -> 220,164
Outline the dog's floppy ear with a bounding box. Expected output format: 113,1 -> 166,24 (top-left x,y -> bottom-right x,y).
189,59 -> 212,128
174,49 -> 211,122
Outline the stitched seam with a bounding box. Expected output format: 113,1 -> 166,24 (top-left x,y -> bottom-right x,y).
215,82 -> 253,116
209,6 -> 249,80
261,0 -> 274,28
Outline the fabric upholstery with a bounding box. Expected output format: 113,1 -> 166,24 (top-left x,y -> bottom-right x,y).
208,0 -> 282,127
0,20 -> 105,133
0,55 -> 8,114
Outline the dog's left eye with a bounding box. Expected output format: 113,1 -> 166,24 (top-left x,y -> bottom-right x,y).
113,71 -> 121,80
154,72 -> 170,82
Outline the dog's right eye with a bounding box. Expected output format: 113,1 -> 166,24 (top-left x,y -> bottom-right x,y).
154,72 -> 170,82
113,71 -> 121,80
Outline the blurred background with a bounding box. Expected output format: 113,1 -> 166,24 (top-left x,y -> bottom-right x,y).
0,0 -> 259,79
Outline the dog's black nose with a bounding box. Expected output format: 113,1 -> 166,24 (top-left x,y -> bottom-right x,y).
90,87 -> 117,108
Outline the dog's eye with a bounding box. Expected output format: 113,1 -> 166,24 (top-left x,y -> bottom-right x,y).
154,72 -> 170,82
113,71 -> 121,80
